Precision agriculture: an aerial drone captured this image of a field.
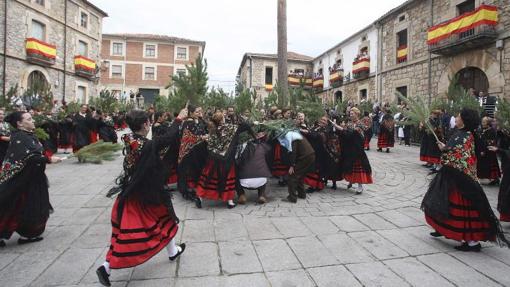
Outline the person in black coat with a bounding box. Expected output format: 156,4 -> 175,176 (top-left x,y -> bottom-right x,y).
0,111 -> 62,247
72,104 -> 92,152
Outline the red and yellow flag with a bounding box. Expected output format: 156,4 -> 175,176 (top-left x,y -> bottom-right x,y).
427,5 -> 498,45
330,71 -> 343,83
26,38 -> 56,59
288,75 -> 301,86
74,55 -> 96,71
313,77 -> 324,88
265,84 -> 273,91
352,58 -> 370,74
397,45 -> 408,61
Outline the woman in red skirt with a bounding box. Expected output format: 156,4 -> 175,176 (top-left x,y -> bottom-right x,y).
476,117 -> 501,185
195,111 -> 254,209
420,111 -> 443,172
377,111 -> 395,153
422,108 -> 509,252
0,111 -> 63,247
96,108 -> 188,287
332,107 -> 373,194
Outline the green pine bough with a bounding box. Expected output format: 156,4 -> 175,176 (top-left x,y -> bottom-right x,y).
73,141 -> 123,164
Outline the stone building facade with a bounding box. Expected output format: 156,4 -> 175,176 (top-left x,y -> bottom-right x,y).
376,0 -> 510,104
237,52 -> 314,102
238,0 -> 509,106
0,0 -> 107,104
99,34 -> 205,104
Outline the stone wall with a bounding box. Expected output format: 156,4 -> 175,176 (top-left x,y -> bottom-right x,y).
377,0 -> 510,104
0,0 -> 104,102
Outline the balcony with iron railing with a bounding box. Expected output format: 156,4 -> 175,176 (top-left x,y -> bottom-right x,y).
25,38 -> 56,66
288,72 -> 313,89
352,55 -> 370,80
427,5 -> 498,56
74,55 -> 97,79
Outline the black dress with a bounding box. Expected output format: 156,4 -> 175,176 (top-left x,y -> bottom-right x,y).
0,130 -> 52,240
72,113 -> 92,151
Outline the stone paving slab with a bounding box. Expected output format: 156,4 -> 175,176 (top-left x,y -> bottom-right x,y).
1,144 -> 510,286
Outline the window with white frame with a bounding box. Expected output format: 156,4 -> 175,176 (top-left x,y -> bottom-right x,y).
80,11 -> 89,29
78,40 -> 88,56
176,47 -> 187,60
111,65 -> 123,78
112,42 -> 124,56
145,44 -> 156,58
31,20 -> 45,41
77,86 -> 87,103
176,68 -> 186,76
144,66 -> 155,80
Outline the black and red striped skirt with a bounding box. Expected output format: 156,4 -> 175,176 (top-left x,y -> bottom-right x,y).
500,212 -> 510,222
344,160 -> 373,184
420,155 -> 441,165
377,131 -> 394,148
106,197 -> 178,269
477,156 -> 501,180
304,171 -> 325,190
271,143 -> 289,177
0,193 -> 48,240
196,160 -> 236,201
364,136 -> 371,149
425,187 -> 494,242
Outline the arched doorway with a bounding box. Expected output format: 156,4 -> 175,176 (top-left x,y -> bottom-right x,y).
455,67 -> 489,94
334,90 -> 343,102
27,70 -> 49,91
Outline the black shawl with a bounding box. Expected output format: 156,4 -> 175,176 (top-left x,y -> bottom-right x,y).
0,130 -> 50,227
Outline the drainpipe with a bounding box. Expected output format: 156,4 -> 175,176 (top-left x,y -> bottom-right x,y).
2,0 -> 7,96
62,0 -> 67,103
375,22 -> 382,104
427,0 -> 434,105
249,55 -> 253,89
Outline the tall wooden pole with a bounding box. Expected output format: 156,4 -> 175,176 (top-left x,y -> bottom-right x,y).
277,0 -> 289,106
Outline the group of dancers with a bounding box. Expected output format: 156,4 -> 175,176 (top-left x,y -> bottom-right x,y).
0,102 -> 509,286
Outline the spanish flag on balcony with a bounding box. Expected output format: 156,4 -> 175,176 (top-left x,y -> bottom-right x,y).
313,77 -> 324,89
26,38 -> 56,59
397,45 -> 408,61
427,5 -> 498,45
288,75 -> 301,86
265,84 -> 273,91
74,55 -> 96,71
352,58 -> 370,74
305,78 -> 313,87
330,71 -> 343,83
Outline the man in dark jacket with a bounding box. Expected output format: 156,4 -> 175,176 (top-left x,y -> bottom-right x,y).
283,132 -> 315,203
237,139 -> 272,204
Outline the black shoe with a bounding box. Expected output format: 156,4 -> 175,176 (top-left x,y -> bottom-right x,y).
454,242 -> 481,252
282,196 -> 297,203
227,203 -> 236,209
306,187 -> 316,194
0,240 -> 5,247
331,183 -> 337,190
96,265 -> 111,287
386,148 -> 390,153
17,237 -> 43,245
489,179 -> 500,186
278,180 -> 286,187
195,198 -> 202,209
377,148 -> 382,152
297,194 -> 307,199
430,231 -> 443,238
169,243 -> 186,261
365,147 -> 370,151
347,183 -> 353,189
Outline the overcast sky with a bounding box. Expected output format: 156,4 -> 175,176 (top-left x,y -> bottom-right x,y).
93,0 -> 407,93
